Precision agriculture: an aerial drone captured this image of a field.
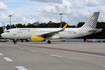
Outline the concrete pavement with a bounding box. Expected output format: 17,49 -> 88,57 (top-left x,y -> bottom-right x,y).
0,42 -> 105,70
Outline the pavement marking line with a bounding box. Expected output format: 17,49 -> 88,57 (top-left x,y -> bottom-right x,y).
30,50 -> 36,52
18,44 -> 105,58
103,66 -> 105,67
0,53 -> 3,56
15,66 -> 28,70
3,57 -> 13,61
50,54 -> 62,58
61,51 -> 105,58
19,48 -> 23,50
49,49 -> 105,58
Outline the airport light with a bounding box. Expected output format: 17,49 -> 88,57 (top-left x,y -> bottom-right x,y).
59,13 -> 63,28
9,15 -> 12,29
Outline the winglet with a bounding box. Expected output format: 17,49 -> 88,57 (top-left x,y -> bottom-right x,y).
62,23 -> 68,30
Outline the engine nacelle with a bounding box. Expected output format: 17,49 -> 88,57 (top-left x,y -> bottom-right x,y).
31,36 -> 44,42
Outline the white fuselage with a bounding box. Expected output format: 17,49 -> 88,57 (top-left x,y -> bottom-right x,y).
1,28 -> 93,39
1,12 -> 101,41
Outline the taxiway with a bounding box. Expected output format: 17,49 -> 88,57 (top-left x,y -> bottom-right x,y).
0,42 -> 105,70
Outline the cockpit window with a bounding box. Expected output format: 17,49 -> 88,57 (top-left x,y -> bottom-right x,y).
5,31 -> 10,33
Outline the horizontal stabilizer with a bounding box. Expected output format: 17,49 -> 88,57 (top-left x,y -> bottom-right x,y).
88,28 -> 102,33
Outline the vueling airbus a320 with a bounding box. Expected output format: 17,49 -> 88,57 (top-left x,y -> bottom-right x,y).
1,12 -> 102,44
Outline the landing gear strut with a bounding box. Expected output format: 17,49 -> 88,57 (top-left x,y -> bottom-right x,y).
47,40 -> 51,44
13,39 -> 18,44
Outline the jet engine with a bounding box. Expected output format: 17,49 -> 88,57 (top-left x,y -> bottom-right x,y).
31,36 -> 44,42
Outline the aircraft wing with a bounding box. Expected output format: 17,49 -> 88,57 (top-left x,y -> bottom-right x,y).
32,23 -> 68,38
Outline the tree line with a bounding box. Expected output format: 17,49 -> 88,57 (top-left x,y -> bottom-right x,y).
0,21 -> 105,39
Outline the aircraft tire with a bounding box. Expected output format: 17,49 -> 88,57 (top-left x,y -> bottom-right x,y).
21,40 -> 23,42
47,40 -> 51,44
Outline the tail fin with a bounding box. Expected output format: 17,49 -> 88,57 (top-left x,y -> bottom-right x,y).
81,12 -> 100,28
2,22 -> 7,33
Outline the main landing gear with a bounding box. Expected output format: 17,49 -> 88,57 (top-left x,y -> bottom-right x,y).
47,40 -> 51,44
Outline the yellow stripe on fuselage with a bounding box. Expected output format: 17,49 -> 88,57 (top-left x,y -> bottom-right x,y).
30,29 -> 37,31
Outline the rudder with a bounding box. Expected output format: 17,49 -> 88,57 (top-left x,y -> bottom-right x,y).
81,12 -> 100,28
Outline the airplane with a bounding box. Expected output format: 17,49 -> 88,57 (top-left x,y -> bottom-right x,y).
1,12 -> 102,44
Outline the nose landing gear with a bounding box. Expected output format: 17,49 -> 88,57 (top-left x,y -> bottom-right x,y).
13,39 -> 18,44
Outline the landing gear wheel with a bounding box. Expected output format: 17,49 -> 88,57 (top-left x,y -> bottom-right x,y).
47,40 -> 51,44
21,40 -> 23,42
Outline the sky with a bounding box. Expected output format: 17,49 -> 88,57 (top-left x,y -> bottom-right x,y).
0,0 -> 105,26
